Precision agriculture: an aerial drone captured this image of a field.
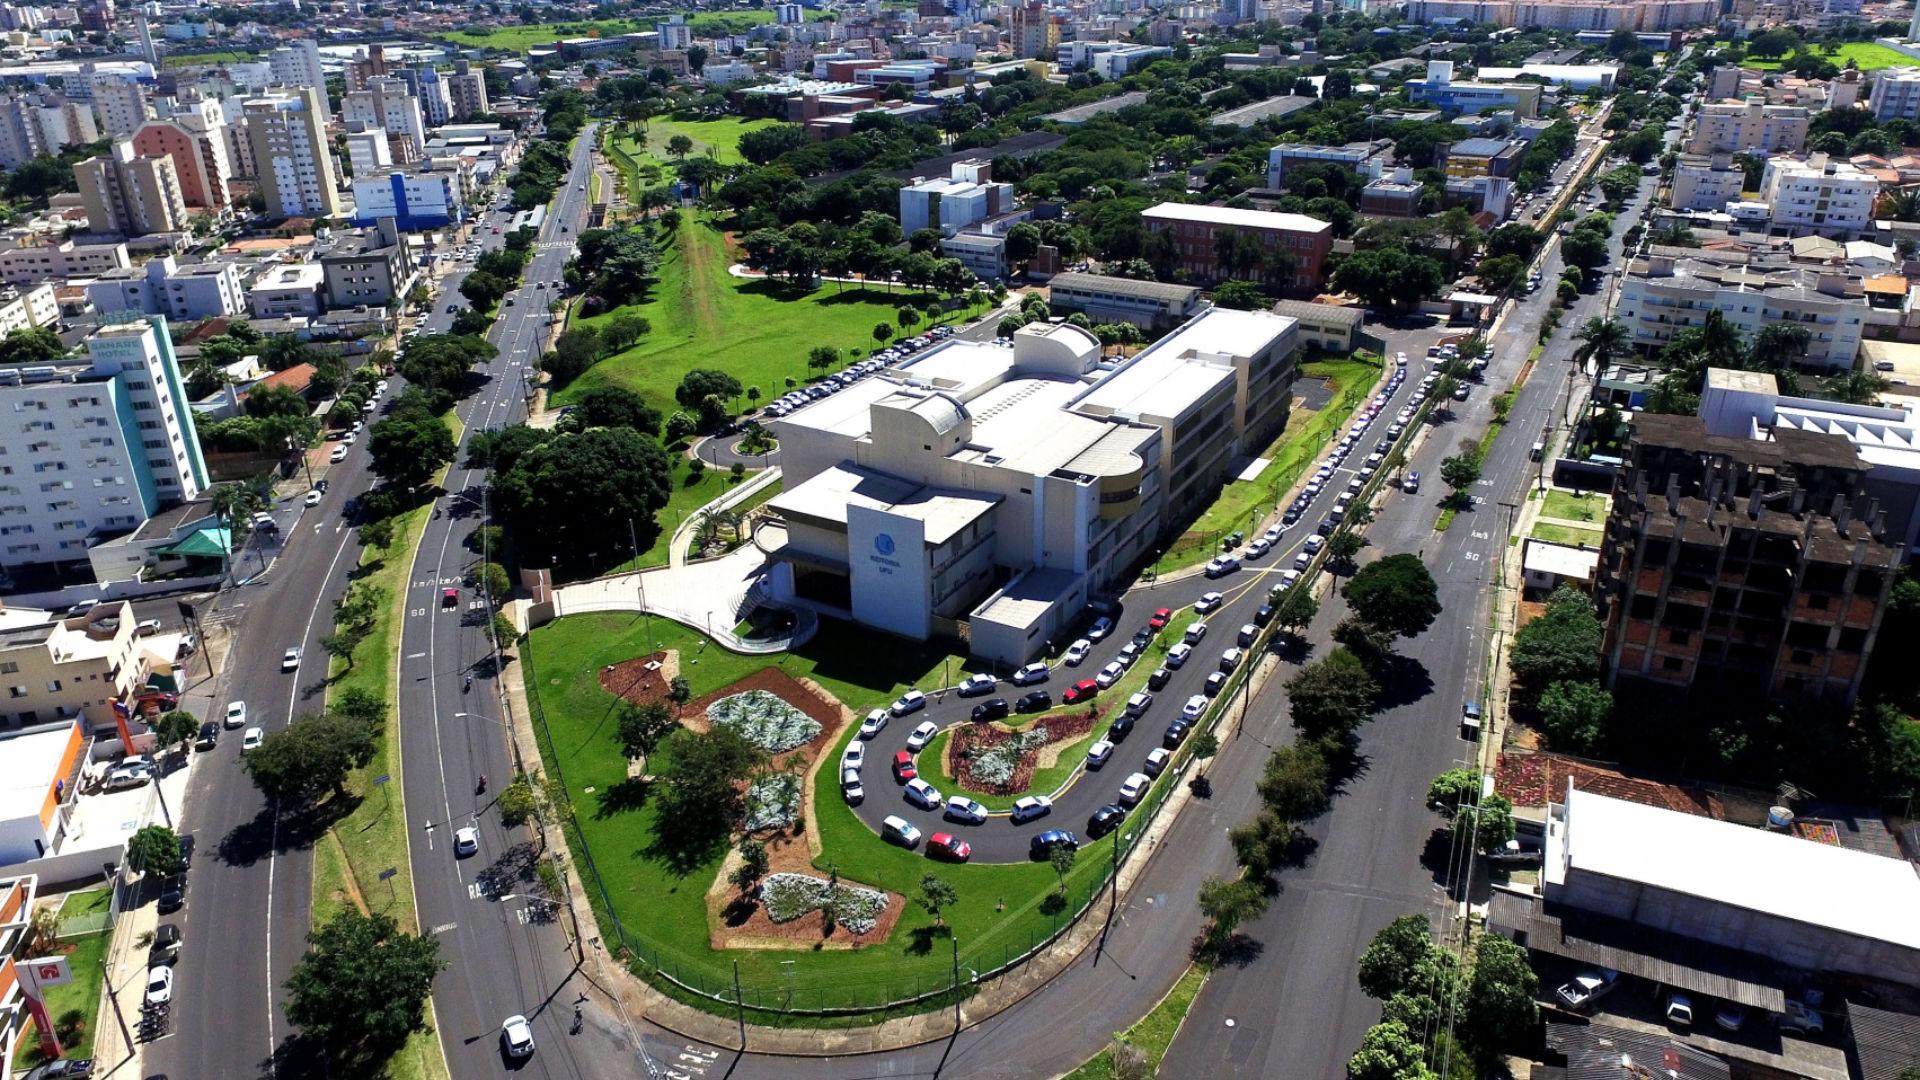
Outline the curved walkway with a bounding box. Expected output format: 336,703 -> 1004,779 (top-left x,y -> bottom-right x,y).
691,429 -> 781,468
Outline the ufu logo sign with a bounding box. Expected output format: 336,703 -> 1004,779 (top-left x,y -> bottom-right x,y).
870,532 -> 902,571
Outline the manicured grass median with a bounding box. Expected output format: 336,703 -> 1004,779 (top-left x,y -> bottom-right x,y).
1063,964 -> 1207,1080
526,613 -> 1117,1019
555,212 -> 989,415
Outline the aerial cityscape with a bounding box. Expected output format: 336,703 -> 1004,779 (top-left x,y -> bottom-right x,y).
0,0 -> 1916,1077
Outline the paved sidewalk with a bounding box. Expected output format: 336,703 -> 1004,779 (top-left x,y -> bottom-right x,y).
549,544 -> 808,653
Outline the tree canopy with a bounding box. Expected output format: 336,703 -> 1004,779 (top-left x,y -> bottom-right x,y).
1342,554 -> 1442,638
284,910 -> 444,1056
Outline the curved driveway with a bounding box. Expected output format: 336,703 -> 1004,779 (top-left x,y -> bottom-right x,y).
846,351 -> 1434,863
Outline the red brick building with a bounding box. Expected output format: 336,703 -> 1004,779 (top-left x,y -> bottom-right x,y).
1140,202 -> 1333,292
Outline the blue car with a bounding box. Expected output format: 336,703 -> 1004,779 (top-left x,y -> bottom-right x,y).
1029,830 -> 1079,859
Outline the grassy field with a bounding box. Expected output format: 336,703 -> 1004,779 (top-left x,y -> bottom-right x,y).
1151,356 -> 1381,575
1530,521 -> 1604,547
1541,489 -> 1605,523
526,612 -> 1128,1017
555,212 -> 989,414
1740,42 -> 1912,71
160,49 -> 257,68
599,456 -> 765,574
11,914 -> 109,1071
638,116 -> 773,166
1063,964 -> 1206,1079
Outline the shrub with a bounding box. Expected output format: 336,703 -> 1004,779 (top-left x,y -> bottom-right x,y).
706,690 -> 820,753
743,773 -> 802,832
759,872 -> 888,933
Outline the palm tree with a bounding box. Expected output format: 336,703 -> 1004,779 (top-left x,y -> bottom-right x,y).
1573,317 -> 1629,370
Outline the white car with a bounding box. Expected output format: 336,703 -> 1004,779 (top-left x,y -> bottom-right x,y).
282,647 -> 300,671
145,965 -> 175,1006
1303,535 -> 1325,555
889,689 -> 927,716
453,826 -> 479,857
1166,642 -> 1192,669
1143,747 -> 1172,777
957,672 -> 997,697
842,741 -> 866,771
101,763 -> 153,791
1245,538 -> 1271,559
1095,660 -> 1126,689
1262,525 -> 1283,544
241,727 -> 264,751
1203,556 -> 1239,578
944,796 -> 988,824
224,700 -> 248,728
501,1014 -> 535,1059
841,770 -> 864,805
1184,621 -> 1209,644
1088,617 -> 1113,641
1011,662 -> 1050,685
906,720 -> 938,751
1118,772 -> 1151,805
304,489 -> 323,507
1085,740 -> 1114,768
1010,795 -> 1053,823
1194,592 -> 1223,614
904,777 -> 942,809
1063,639 -> 1092,666
860,708 -> 889,738
1182,694 -> 1208,721
329,445 -> 348,463
882,815 -> 922,848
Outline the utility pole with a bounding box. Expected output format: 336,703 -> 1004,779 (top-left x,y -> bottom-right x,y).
950,933 -> 962,1032
732,959 -> 747,1049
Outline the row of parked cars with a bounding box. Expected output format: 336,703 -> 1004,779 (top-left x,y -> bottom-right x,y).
760,327 -> 957,419
1553,967 -> 1827,1038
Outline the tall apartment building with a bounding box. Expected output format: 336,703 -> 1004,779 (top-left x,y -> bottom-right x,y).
132,112 -> 231,214
344,43 -> 393,93
268,38 -> 329,112
0,614 -> 145,731
656,16 -> 692,49
899,161 -> 1013,235
86,73 -> 147,139
1670,152 -> 1747,211
342,77 -> 427,159
1867,67 -> 1920,122
1141,202 -> 1333,291
344,127 -> 393,178
86,256 -> 244,321
0,238 -> 129,285
1758,153 -> 1877,238
320,217 -> 412,309
34,94 -> 97,151
410,67 -> 454,127
244,87 -> 343,219
447,60 -> 489,120
1615,250 -> 1868,369
1598,403 -> 1897,705
1009,1 -> 1059,58
73,140 -> 188,237
0,93 -> 97,169
0,95 -> 45,170
0,315 -> 207,573
1686,98 -> 1809,155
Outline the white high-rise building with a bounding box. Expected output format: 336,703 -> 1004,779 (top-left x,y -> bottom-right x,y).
244,87 -> 342,218
269,38 -> 329,112
1759,153 -> 1878,238
414,66 -> 453,127
35,94 -> 98,151
87,74 -> 147,139
344,127 -> 392,178
342,77 -> 427,158
0,95 -> 47,169
1869,67 -> 1920,121
447,62 -> 488,120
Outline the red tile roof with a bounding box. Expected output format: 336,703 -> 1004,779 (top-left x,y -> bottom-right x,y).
1494,750 -> 1727,819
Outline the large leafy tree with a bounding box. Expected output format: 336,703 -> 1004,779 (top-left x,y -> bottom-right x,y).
1461,935 -> 1538,1053
243,713 -> 379,805
1347,1022 -> 1437,1080
285,910 -> 444,1055
127,824 -> 183,875
1508,586 -> 1604,695
367,406 -> 455,491
651,727 -> 765,865
559,384 -> 660,434
1332,247 -> 1445,312
1342,554 -> 1442,638
1285,648 -> 1378,739
494,427 -> 673,567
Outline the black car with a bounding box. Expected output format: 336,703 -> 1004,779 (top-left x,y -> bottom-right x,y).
1204,672 -> 1228,697
1146,667 -> 1171,691
1015,690 -> 1052,713
1282,509 -> 1300,525
23,1059 -> 96,1080
1163,720 -> 1190,748
148,923 -> 181,966
195,722 -> 218,750
970,698 -> 1009,722
1107,713 -> 1135,741
1087,803 -> 1127,839
1029,830 -> 1078,859
1130,627 -> 1154,649
1253,603 -> 1275,627
156,875 -> 185,913
1317,519 -> 1335,536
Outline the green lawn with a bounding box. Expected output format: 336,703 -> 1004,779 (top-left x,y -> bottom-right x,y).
438,18 -> 647,49
1151,356 -> 1381,575
10,929 -> 107,1071
56,886 -> 110,920
526,613 -> 1122,1018
1740,42 -> 1912,71
1063,964 -> 1206,1079
684,9 -> 775,33
1529,521 -> 1603,547
639,116 -> 774,166
1541,489 -> 1605,524
159,49 -> 257,68
601,457 -> 767,574
555,212 -> 989,415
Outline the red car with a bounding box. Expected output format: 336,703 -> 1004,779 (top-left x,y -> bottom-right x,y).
927,833 -> 971,862
893,750 -> 917,783
1062,678 -> 1099,705
1148,607 -> 1172,630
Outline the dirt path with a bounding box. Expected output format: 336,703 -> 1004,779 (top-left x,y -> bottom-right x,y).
680,218 -> 725,340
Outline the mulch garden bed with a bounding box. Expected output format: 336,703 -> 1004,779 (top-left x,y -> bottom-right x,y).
707,829 -> 903,950
599,656 -> 842,768
945,706 -> 1100,795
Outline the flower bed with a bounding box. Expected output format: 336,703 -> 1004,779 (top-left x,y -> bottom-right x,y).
758,872 -> 889,934
707,689 -> 821,753
948,708 -> 1099,795
743,773 -> 801,832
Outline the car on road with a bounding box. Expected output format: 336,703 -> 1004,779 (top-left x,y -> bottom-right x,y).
501,1014 -> 535,1059
957,673 -> 997,697
1143,747 -> 1172,777
890,689 -> 928,716
970,698 -> 1009,722
945,796 -> 988,824
1106,712 -> 1135,741
1148,607 -> 1172,629
1184,622 -> 1208,644
1085,740 -> 1114,768
1063,639 -> 1092,666
882,816 -> 922,848
1118,772 -> 1151,805
1245,538 -> 1271,559
1303,534 -> 1324,555
1204,555 -> 1240,578
156,874 -> 184,913
1147,667 -> 1171,691
1237,624 -> 1258,647
841,769 -> 864,805
1062,678 -> 1098,705
1010,795 -> 1053,823
1204,672 -> 1228,697
1165,642 -> 1192,669
453,826 -> 479,857
1029,830 -> 1077,859
1162,720 -> 1191,748
1094,660 -> 1126,689
1220,648 -> 1243,673
1015,690 -> 1053,713
1011,662 -> 1049,685
892,751 -> 917,783
304,489 -> 323,507
1125,692 -> 1152,717
1087,804 -> 1127,839
1088,617 -> 1113,641
1403,470 -> 1421,494
1194,592 -> 1223,614
906,721 -> 938,751
860,709 -> 888,738
145,965 -> 174,1006
23,1058 -> 96,1080
195,722 -> 218,750
904,778 -> 942,809
148,923 -> 181,966
241,727 -> 264,751
281,647 -> 300,671
1554,969 -> 1618,1010
927,833 -> 971,862
1181,694 -> 1208,721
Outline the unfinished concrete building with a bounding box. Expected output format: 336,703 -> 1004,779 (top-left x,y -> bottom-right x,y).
1598,412 -> 1898,704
